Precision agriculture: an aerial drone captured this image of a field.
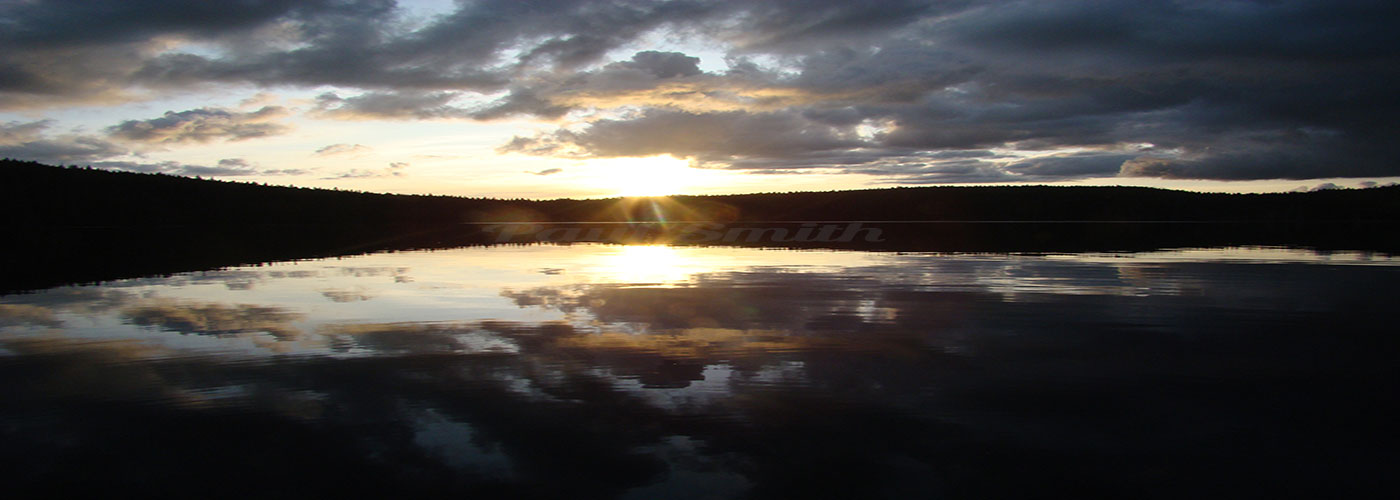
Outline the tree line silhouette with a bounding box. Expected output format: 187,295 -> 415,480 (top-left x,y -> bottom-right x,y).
4,158 -> 1399,292
7,158 -> 1400,226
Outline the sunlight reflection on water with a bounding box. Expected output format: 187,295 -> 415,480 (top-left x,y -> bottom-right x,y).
1,245 -> 1396,497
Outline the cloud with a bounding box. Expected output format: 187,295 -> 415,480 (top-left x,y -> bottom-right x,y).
324,161 -> 408,179
2,120 -> 304,176
312,91 -> 473,120
1004,153 -> 1135,178
0,135 -> 126,164
5,0 -> 1400,182
238,92 -> 279,108
0,120 -> 127,163
314,143 -> 373,157
529,168 -> 563,176
469,50 -> 817,120
617,50 -> 702,79
106,106 -> 291,144
0,120 -> 49,144
1290,182 -> 1347,193
500,109 -> 866,166
0,0 -> 404,107
92,158 -> 306,177
486,0 -> 1400,182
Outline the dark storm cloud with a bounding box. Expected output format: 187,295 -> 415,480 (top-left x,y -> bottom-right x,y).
616,50 -> 702,78
3,0 -> 1398,181
1004,153 -> 1136,178
0,0 -> 319,48
467,50 -> 717,120
853,160 -> 1024,185
106,106 -> 292,144
496,1 -> 1400,181
499,109 -> 866,165
127,0 -> 721,92
0,1 -> 921,106
0,0 -> 395,107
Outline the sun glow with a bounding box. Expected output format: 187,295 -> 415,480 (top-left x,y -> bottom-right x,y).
586,156 -> 713,197
589,245 -> 693,284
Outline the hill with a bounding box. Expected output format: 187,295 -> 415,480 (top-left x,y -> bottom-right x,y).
6,158 -> 1400,226
4,158 -> 1400,292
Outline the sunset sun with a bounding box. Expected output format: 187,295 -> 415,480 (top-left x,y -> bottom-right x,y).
588,156 -> 708,197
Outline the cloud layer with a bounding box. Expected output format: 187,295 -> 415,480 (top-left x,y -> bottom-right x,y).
3,0 -> 1398,182
107,106 -> 291,144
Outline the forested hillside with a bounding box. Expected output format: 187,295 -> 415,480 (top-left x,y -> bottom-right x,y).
6,159 -> 1400,226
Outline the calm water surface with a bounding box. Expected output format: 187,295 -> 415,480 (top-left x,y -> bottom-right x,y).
2,245 -> 1396,498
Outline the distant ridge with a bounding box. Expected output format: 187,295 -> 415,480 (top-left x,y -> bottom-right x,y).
5,158 -> 1400,226
5,158 -> 1400,293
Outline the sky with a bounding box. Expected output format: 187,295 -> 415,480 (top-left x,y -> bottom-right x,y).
2,0 -> 1398,199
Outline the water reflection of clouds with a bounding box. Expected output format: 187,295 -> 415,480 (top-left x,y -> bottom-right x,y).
2,245 -> 1397,497
0,303 -> 62,328
4,245 -> 1395,362
124,299 -> 305,339
319,287 -> 377,303
88,265 -> 413,292
318,322 -> 519,355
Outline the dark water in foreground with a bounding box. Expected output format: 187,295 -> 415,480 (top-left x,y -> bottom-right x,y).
2,245 -> 1396,498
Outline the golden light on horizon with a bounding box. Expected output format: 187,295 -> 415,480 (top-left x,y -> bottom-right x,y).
585,156 -> 721,197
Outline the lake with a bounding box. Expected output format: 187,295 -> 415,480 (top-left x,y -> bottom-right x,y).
2,244 -> 1396,498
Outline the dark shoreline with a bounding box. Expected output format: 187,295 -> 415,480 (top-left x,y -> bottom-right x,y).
6,158 -> 1400,293
7,221 -> 1398,294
